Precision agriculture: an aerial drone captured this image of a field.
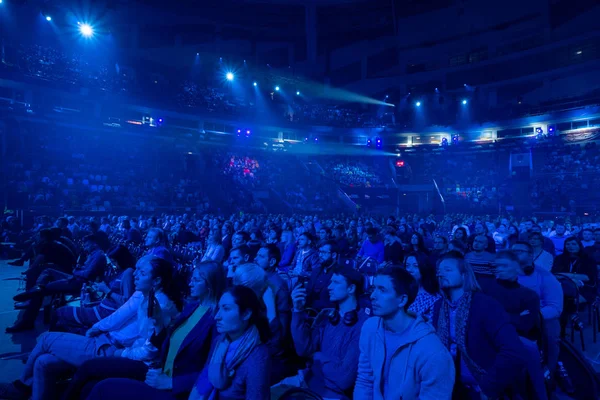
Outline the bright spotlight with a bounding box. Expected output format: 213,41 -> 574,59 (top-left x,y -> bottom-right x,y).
416,101 -> 421,107
275,86 -> 280,91
253,82 -> 257,87
296,91 -> 300,96
226,72 -> 234,81
462,99 -> 467,105
0,1 -> 3,4
79,23 -> 94,37
46,16 -> 52,22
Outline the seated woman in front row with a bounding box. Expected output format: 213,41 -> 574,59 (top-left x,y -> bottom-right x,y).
87,286 -> 272,400
53,244 -> 136,334
0,256 -> 181,400
62,261 -> 226,400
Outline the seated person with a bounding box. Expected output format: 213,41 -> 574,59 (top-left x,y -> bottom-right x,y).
7,235 -> 107,333
356,228 -> 384,264
62,261 -> 226,400
404,253 -> 441,320
355,267 -> 455,400
144,228 -> 173,262
0,256 -> 181,400
305,240 -> 340,312
272,266 -> 369,400
52,244 -> 136,334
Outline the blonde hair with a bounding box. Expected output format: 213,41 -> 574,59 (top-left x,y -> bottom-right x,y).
233,263 -> 267,297
437,251 -> 482,294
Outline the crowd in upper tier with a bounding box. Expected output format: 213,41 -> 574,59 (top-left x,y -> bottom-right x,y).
0,210 -> 598,399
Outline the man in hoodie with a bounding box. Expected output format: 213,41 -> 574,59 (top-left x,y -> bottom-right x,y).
354,266 -> 455,400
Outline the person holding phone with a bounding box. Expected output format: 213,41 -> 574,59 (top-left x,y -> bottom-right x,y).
0,256 -> 181,400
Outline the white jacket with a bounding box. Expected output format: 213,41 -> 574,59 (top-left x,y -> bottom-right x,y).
93,290 -> 178,361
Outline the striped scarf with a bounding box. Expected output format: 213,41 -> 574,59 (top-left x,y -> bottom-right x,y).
437,292 -> 487,383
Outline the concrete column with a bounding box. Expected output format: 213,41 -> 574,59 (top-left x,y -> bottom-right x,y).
305,5 -> 317,63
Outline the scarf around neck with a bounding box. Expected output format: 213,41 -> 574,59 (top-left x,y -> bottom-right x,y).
207,325 -> 261,391
436,291 -> 486,383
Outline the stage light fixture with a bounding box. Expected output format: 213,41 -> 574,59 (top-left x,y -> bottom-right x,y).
253,82 -> 257,87
46,16 -> 52,21
462,99 -> 467,105
226,72 -> 234,81
416,101 -> 421,107
296,91 -> 300,96
78,23 -> 94,37
275,86 -> 280,91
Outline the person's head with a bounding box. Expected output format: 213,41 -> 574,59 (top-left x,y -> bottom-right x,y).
82,235 -> 101,253
318,227 -> 331,242
122,219 -> 131,230
221,223 -> 234,237
249,228 -> 263,242
528,232 -> 544,249
474,222 -> 486,236
232,231 -> 250,248
133,256 -> 175,296
511,241 -> 534,268
524,219 -> 534,232
531,224 -> 543,234
145,228 -> 166,247
56,217 -> 68,229
332,225 -> 345,239
381,226 -> 396,242
107,244 -> 135,271
319,240 -> 339,265
437,251 -> 481,293
229,245 -> 252,268
564,237 -> 582,256
494,251 -> 522,281
433,235 -> 448,252
453,227 -> 467,241
255,244 -> 281,271
448,239 -> 467,254
555,223 -> 566,236
232,263 -> 267,297
582,228 -> 593,242
189,261 -> 226,305
328,266 -> 363,304
404,252 -> 439,295
215,286 -> 270,342
268,227 -> 280,241
371,266 -> 418,318
298,232 -> 314,249
508,224 -> 519,236
366,227 -> 379,244
281,228 -> 293,244
472,234 -> 488,252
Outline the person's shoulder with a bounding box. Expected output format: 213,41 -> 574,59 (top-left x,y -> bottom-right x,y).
359,314 -> 380,332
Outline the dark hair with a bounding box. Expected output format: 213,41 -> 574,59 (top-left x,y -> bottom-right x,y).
564,236 -> 584,256
454,227 -> 468,242
83,234 -> 101,247
528,232 -> 544,242
231,244 -> 252,260
107,245 -> 136,271
404,252 -> 439,295
149,257 -> 184,311
260,243 -> 281,265
193,261 -> 227,307
410,232 -> 428,253
366,227 -> 378,236
224,285 -> 271,343
222,223 -> 234,236
148,228 -> 167,245
299,232 -> 314,245
39,228 -> 54,242
122,219 -> 131,230
234,231 -> 251,243
513,241 -> 533,253
376,266 -> 419,310
437,251 -> 482,293
320,240 -> 339,256
495,250 -> 521,264
49,227 -> 63,241
333,266 -> 364,298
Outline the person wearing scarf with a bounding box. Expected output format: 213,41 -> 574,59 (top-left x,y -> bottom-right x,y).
433,251 -> 526,399
189,286 -> 270,400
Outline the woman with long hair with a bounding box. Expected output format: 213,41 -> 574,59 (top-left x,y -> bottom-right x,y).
201,229 -> 225,263
553,237 -> 597,302
404,253 -> 441,319
91,286 -> 271,400
0,256 -> 181,400
452,227 -> 469,249
63,261 -> 227,400
53,244 -> 136,334
409,232 -> 429,255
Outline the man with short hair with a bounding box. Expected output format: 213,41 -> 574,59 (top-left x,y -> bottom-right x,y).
465,234 -> 496,285
306,240 -> 339,311
278,228 -> 297,269
581,228 -> 595,248
332,224 -> 350,256
531,224 -> 556,256
273,267 -> 369,399
227,244 -> 252,279
290,232 -> 320,277
433,251 -> 525,399
255,244 -> 290,337
355,267 -> 455,400
357,227 -> 384,263
549,223 -> 569,255
512,241 -> 563,379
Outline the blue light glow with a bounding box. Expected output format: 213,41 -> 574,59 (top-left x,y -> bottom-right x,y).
46,16 -> 52,22
79,23 -> 94,38
275,86 -> 280,91
253,82 -> 257,87
226,72 -> 234,81
416,101 -> 421,107
462,99 -> 467,105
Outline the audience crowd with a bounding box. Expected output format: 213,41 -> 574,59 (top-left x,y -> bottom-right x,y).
0,209 -> 598,400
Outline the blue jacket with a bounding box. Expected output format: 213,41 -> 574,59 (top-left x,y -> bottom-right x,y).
151,302 -> 216,399
72,249 -> 106,281
431,293 -> 526,398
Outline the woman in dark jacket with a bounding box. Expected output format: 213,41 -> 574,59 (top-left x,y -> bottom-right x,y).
62,261 -> 227,400
553,237 -> 597,303
53,244 -> 136,334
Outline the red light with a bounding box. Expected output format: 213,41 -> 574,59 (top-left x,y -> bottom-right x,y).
396,160 -> 405,168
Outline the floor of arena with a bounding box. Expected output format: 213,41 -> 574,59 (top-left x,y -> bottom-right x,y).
0,259 -> 597,398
